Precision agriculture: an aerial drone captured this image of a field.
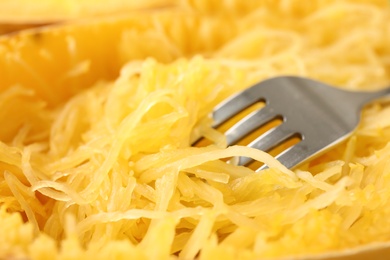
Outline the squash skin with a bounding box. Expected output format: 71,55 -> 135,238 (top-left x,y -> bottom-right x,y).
0,0 -> 175,34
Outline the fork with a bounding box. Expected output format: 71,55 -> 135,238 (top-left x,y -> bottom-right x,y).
211,76 -> 390,170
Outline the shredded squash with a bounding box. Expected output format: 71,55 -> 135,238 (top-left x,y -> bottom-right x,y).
1,0 -> 390,259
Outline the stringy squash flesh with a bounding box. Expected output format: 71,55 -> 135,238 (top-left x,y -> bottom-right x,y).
1,1 -> 390,259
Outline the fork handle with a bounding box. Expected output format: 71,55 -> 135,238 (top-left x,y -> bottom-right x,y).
350,86 -> 390,108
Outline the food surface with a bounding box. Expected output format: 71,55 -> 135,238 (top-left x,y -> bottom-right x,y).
1,1 -> 390,259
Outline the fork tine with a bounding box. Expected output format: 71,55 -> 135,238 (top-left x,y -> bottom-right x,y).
237,124 -> 296,165
212,88 -> 265,127
225,106 -> 277,145
256,141 -> 311,171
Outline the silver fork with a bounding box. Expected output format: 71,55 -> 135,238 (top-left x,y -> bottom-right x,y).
211,76 -> 390,170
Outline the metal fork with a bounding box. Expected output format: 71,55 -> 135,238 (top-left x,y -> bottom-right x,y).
211,76 -> 390,170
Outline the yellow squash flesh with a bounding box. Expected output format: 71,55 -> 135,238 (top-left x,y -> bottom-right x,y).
1,1 -> 390,259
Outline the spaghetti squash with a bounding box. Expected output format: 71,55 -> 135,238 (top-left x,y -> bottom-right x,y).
1,1 -> 390,259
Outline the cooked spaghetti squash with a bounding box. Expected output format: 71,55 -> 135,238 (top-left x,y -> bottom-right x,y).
1,1 -> 390,259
